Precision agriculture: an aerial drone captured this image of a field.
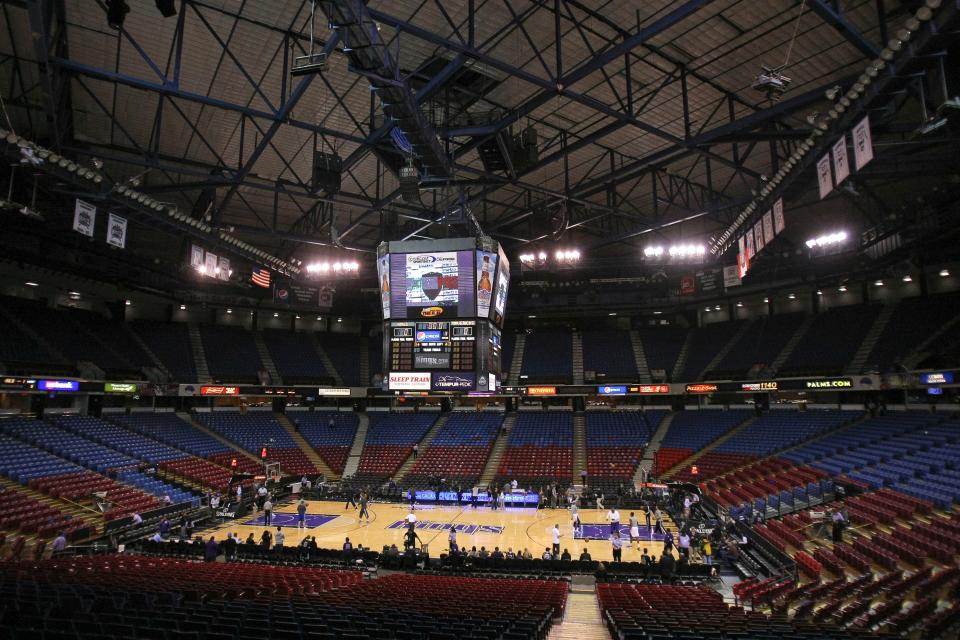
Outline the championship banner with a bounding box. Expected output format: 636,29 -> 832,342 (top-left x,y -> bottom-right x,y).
773,198 -> 785,234
73,199 -> 96,237
377,254 -> 391,319
696,269 -> 720,294
679,275 -> 695,295
832,136 -> 850,185
852,115 -> 874,170
204,251 -> 218,275
817,154 -> 833,199
106,213 -> 128,249
745,227 -> 756,259
723,264 -> 741,289
217,256 -> 231,281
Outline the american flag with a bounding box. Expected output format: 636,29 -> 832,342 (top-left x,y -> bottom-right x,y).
251,267 -> 271,288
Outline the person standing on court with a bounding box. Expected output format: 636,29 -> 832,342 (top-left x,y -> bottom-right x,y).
263,497 -> 273,527
345,490 -> 358,510
551,523 -> 561,557
358,491 -> 371,523
629,512 -> 640,549
610,531 -> 623,563
274,526 -> 285,553
297,497 -> 307,530
607,507 -> 621,536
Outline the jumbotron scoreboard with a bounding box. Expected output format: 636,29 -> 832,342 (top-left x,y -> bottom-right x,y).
377,237 -> 508,393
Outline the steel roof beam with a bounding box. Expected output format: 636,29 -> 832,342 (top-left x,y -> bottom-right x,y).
808,0 -> 881,59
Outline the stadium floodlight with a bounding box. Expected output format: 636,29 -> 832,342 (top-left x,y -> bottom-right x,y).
667,244 -> 706,258
805,230 -> 848,249
903,275 -> 913,282
788,293 -> 796,299
537,251 -> 547,260
940,269 -> 950,277
179,304 -> 186,310
875,279 -> 884,286
24,281 -> 38,287
839,285 -> 848,292
644,246 -> 664,257
714,305 -> 721,311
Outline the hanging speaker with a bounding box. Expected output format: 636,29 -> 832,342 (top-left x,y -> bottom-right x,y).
312,151 -> 342,194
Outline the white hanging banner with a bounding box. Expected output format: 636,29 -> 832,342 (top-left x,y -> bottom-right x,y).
832,135 -> 850,185
723,264 -> 741,289
754,221 -> 765,252
763,211 -> 775,245
217,256 -> 231,281
745,226 -> 756,259
204,251 -> 218,276
73,199 -> 96,237
106,213 -> 127,248
737,236 -> 750,279
773,198 -> 785,234
817,154 -> 833,199
190,244 -> 205,269
852,115 -> 874,170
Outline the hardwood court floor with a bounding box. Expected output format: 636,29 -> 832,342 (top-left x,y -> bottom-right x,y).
204,500 -> 674,563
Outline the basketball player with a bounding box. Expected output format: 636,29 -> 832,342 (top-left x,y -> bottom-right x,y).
358,491 -> 371,523
629,512 -> 640,549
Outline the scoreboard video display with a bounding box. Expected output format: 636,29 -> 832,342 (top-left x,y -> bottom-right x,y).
379,238 -> 507,393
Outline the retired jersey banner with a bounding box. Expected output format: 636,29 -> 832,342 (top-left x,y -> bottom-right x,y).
754,221 -> 765,252
745,227 -> 756,259
73,199 -> 96,237
763,211 -> 775,245
723,265 -> 741,289
832,136 -> 850,185
852,115 -> 874,170
773,198 -> 785,234
817,154 -> 833,199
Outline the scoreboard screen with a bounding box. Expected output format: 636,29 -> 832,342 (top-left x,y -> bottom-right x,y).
380,238 -> 507,393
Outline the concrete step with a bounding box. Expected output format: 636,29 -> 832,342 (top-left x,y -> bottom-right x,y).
394,414 -> 449,483
629,330 -> 652,384
547,590 -> 610,640
309,333 -> 343,385
479,414 -> 514,485
572,331 -> 584,385
275,413 -> 336,479
187,324 -> 211,381
342,412 -> 369,478
572,413 -> 587,484
508,334 -> 526,386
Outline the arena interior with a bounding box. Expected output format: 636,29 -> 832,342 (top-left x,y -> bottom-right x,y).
1,0 -> 960,638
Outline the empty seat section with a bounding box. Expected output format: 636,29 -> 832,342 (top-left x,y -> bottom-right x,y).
108,413 -> 231,459
291,412 -> 359,474
710,312 -> 806,378
586,411 -> 665,482
195,413 -> 318,476
657,410 -> 751,477
497,412 -> 572,485
780,303 -> 881,376
634,324 -> 687,380
357,413 -> 437,479
1,417 -> 140,473
316,332 -> 363,385
676,320 -> 747,381
520,330 -> 572,382
0,297 -> 71,375
50,415 -> 189,465
130,320 -> 196,380
260,329 -> 330,384
198,324 -> 263,383
368,334 -> 384,382
582,330 -> 636,379
865,294 -> 960,372
408,412 -> 503,484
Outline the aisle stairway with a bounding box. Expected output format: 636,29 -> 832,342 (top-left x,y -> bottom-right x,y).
629,330 -> 652,383
663,415 -> 757,478
341,413 -> 369,478
845,304 -> 896,374
671,331 -> 693,381
508,335 -> 526,385
634,411 -> 675,483
572,413 -> 586,484
359,339 -> 370,386
572,331 -> 584,384
187,324 -> 211,382
253,333 -> 283,384
547,586 -> 610,640
702,319 -> 754,379
275,413 -> 336,479
903,313 -> 960,369
122,323 -> 170,379
479,414 -> 514,486
393,415 -> 449,483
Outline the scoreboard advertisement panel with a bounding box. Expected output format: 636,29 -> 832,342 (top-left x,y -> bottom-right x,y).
380,238 -> 508,393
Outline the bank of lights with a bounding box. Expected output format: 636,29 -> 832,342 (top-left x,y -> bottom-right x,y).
555,249 -> 580,262
805,231 -> 848,249
305,260 -> 360,274
644,244 -> 706,258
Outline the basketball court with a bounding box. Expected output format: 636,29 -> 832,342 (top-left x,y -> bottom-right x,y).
203,499 -> 676,562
